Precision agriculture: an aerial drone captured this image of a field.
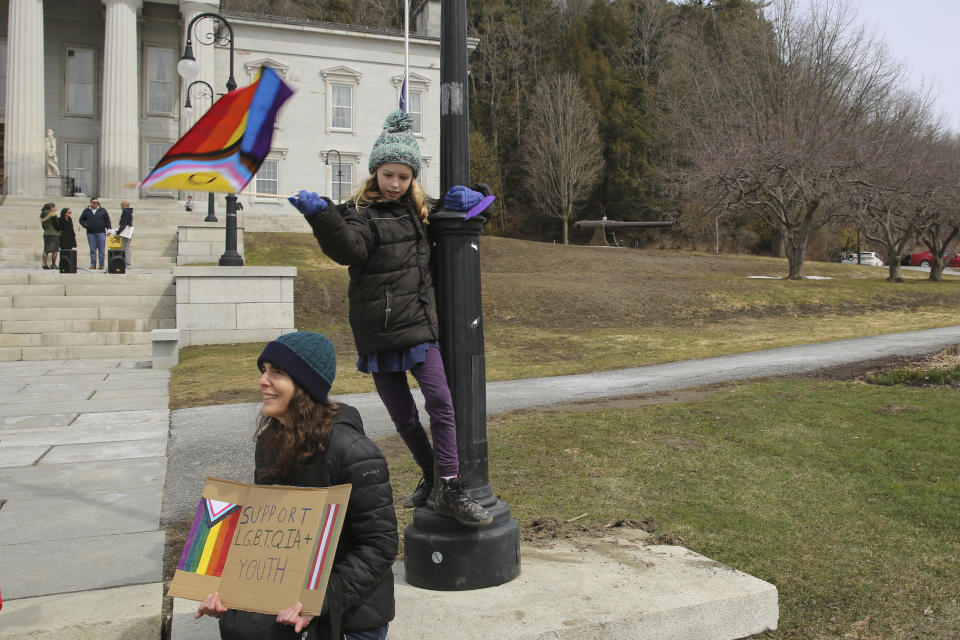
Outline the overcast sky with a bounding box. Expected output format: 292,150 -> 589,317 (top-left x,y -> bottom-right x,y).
794,0 -> 960,132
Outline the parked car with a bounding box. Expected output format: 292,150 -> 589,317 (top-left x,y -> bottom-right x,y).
845,252 -> 884,267
908,251 -> 960,268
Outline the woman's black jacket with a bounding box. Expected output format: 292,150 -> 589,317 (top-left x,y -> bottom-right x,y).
116,208 -> 133,236
250,404 -> 397,633
305,197 -> 439,356
59,215 -> 76,251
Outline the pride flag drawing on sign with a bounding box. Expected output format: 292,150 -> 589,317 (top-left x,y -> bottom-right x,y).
178,498 -> 242,578
139,66 -> 294,193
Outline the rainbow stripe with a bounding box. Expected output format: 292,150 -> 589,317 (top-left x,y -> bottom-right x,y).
304,503 -> 346,590
139,66 -> 293,194
177,498 -> 241,576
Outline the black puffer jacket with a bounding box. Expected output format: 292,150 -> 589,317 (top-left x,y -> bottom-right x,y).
306,197 -> 438,356
251,404 -> 397,633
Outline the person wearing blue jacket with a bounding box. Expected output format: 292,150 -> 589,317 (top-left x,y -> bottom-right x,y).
78,197 -> 110,269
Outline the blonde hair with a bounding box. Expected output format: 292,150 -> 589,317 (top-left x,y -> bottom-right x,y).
349,171 -> 430,222
120,200 -> 131,208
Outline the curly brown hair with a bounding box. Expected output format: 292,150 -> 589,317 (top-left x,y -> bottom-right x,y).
254,386 -> 340,482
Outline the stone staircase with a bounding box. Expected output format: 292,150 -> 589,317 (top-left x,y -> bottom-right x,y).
0,196 -> 306,361
0,197 -> 185,361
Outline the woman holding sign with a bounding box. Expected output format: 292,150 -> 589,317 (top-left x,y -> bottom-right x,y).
196,331 -> 397,640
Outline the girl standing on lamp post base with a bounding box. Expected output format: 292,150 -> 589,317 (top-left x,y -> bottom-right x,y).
288,110 -> 495,528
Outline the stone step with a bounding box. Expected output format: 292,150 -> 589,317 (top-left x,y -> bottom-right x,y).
0,259 -> 177,270
0,306 -> 100,320
0,272 -> 174,285
0,583 -> 162,640
0,343 -> 153,362
0,318 -> 175,334
0,330 -> 155,347
0,282 -> 175,297
10,294 -> 175,309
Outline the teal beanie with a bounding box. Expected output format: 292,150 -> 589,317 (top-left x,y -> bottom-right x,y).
257,332 -> 336,403
368,110 -> 421,178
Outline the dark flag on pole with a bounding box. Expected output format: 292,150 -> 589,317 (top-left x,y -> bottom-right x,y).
399,75 -> 407,112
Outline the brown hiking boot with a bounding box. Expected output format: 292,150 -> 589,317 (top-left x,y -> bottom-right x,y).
403,473 -> 434,509
434,477 -> 493,527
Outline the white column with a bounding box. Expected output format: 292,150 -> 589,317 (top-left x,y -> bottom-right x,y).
4,0 -> 45,196
100,0 -> 142,199
180,1 -> 220,133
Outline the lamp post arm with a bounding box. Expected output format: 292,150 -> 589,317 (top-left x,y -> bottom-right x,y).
183,12 -> 236,92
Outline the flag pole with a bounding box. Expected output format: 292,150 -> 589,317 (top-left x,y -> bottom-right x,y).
404,0 -> 410,110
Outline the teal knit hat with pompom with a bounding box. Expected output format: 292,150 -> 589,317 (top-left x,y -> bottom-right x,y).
257,331 -> 336,404
368,110 -> 421,178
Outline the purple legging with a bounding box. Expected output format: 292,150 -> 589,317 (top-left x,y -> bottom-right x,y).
371,346 -> 459,478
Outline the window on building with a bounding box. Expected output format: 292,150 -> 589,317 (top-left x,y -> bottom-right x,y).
65,142 -> 95,194
66,47 -> 96,115
331,162 -> 353,202
331,84 -> 352,130
256,158 -> 280,195
146,47 -> 176,114
408,89 -> 423,135
146,142 -> 173,195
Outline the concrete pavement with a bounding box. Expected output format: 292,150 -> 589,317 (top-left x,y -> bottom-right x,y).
3,325 -> 960,638
0,358 -> 169,639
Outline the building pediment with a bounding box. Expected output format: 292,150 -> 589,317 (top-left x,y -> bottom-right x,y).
244,58 -> 289,78
321,65 -> 362,81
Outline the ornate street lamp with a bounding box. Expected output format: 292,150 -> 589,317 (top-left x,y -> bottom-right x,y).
183,80 -> 219,222
324,149 -> 343,203
178,12 -> 242,266
403,0 -> 520,591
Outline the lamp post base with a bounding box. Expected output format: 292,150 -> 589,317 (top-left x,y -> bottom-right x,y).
404,499 -> 520,590
219,194 -> 243,266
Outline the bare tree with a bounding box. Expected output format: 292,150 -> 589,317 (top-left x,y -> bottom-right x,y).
915,137 -> 960,282
520,73 -> 604,243
671,0 -> 905,278
847,90 -> 941,281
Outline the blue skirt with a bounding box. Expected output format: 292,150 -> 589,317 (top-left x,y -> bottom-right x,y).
357,341 -> 439,374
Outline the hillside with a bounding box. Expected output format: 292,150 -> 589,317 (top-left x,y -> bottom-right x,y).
168,234 -> 960,409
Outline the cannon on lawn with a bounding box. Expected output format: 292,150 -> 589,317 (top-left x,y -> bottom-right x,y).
572,219 -> 675,247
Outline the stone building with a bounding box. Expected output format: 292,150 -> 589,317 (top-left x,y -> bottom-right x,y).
1,0 -> 443,205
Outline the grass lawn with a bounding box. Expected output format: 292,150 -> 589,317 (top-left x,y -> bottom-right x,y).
378,378 -> 960,639
169,233 -> 960,409
164,233 -> 960,637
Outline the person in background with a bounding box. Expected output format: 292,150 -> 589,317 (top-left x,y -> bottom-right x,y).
40,202 -> 60,270
288,110 -> 495,528
116,201 -> 134,269
184,195 -> 194,212
78,197 -> 110,270
58,207 -> 77,260
195,331 -> 397,640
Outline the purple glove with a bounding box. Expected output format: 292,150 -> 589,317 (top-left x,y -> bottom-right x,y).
444,186 -> 483,211
288,190 -> 330,216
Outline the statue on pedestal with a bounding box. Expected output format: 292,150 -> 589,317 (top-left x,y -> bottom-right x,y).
45,129 -> 60,177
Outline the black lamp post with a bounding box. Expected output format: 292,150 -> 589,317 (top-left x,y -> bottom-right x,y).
324,150 -> 343,203
178,12 -> 242,266
183,80 -> 219,222
403,0 -> 520,591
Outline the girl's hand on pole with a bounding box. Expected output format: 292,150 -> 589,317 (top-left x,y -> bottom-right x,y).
195,592 -> 227,619
288,190 -> 331,216
443,185 -> 482,211
276,601 -> 314,632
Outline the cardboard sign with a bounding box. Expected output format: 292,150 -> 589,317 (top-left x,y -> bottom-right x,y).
168,477 -> 351,615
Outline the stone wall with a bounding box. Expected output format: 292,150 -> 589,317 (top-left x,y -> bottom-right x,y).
173,266 -> 296,346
